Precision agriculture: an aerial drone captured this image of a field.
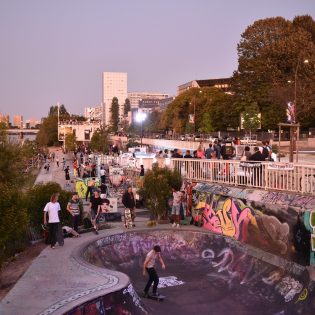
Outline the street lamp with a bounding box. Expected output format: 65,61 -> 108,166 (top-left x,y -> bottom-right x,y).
135,112 -> 147,147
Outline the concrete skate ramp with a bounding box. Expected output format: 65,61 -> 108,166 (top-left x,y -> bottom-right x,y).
83,229 -> 315,315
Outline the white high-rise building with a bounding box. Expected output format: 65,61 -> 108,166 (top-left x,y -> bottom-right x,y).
102,72 -> 127,126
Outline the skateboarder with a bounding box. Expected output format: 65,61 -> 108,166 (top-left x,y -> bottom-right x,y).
143,245 -> 166,298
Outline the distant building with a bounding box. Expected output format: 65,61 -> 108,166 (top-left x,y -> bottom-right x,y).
127,92 -> 169,110
0,113 -> 9,126
13,115 -> 23,128
138,99 -> 160,114
159,96 -> 175,110
58,121 -> 101,143
24,118 -> 39,129
84,106 -> 102,122
102,72 -> 128,126
177,78 -> 231,95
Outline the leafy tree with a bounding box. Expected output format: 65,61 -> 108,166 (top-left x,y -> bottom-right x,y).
49,104 -> 70,119
110,97 -> 119,132
241,98 -> 261,137
36,115 -> 58,146
0,122 -> 7,144
124,98 -> 131,116
89,127 -> 110,153
139,164 -> 182,221
232,16 -> 315,129
65,132 -> 76,152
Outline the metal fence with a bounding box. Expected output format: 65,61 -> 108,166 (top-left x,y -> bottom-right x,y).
170,158 -> 315,196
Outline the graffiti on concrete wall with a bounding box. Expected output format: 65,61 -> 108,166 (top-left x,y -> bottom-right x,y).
65,285 -> 148,315
201,246 -> 310,307
193,192 -> 290,255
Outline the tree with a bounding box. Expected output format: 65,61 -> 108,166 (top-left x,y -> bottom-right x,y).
124,98 -> 131,116
65,132 -> 76,152
241,98 -> 261,137
110,97 -> 119,132
232,16 -> 315,129
36,115 -> 58,146
139,164 -> 182,222
89,127 -> 110,153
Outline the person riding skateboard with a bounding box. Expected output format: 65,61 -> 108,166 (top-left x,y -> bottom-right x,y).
143,245 -> 166,298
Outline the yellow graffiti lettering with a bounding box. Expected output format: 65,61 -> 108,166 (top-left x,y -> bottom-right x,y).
295,288 -> 308,304
217,199 -> 235,237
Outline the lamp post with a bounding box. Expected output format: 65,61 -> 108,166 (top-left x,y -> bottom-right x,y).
135,112 -> 147,147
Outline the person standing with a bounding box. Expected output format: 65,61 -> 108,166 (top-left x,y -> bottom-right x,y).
43,193 -> 61,249
100,166 -> 106,184
122,186 -> 136,227
205,144 -> 214,159
66,192 -> 82,233
139,165 -> 145,188
171,187 -> 182,228
89,190 -> 102,234
64,165 -> 71,186
143,245 -> 166,298
56,156 -> 60,167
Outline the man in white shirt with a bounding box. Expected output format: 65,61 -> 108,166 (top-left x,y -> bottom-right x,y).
143,245 -> 166,297
43,193 -> 61,249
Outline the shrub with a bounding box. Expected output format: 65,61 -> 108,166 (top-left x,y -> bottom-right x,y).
0,184 -> 29,267
139,163 -> 182,220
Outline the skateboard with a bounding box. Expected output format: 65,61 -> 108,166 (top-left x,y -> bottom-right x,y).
124,208 -> 133,228
147,294 -> 165,301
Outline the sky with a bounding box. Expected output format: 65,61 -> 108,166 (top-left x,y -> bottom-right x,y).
0,0 -> 314,121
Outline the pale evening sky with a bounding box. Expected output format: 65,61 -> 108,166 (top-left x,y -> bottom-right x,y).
0,0 -> 314,121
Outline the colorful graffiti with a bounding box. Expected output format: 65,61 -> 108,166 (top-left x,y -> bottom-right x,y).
75,178 -> 101,199
192,192 -> 290,256
83,231 -> 315,314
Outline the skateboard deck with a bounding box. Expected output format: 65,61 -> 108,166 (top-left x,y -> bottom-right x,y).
124,208 -> 133,228
147,294 -> 165,301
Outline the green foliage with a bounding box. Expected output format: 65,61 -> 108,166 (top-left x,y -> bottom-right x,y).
233,16 -> 315,129
49,104 -> 70,118
0,184 -> 29,267
90,127 -> 110,153
241,98 -> 261,131
36,115 -> 58,147
0,122 -> 7,144
110,97 -> 119,132
124,98 -> 131,116
25,182 -> 72,233
65,132 -> 76,152
139,164 -> 182,219
160,87 -> 238,133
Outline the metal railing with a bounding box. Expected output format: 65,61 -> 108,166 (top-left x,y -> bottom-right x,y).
170,158 -> 315,196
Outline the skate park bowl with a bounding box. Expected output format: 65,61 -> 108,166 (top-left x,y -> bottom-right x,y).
67,229 -> 315,315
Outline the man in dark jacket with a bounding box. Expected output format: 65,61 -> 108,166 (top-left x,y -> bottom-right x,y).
249,147 -> 265,161
122,186 -> 136,226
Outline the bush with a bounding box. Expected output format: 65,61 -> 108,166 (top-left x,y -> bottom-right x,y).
0,184 -> 29,267
139,163 -> 182,220
25,182 -> 72,233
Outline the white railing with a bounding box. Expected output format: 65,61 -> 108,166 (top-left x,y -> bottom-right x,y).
96,154 -> 315,195
170,158 -> 315,196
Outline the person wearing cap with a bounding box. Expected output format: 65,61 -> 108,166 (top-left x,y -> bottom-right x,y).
89,190 -> 102,234
67,192 -> 82,233
143,245 -> 166,297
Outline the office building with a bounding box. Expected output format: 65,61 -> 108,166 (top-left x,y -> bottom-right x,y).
13,115 -> 23,128
127,92 -> 169,110
177,78 -> 231,95
102,72 -> 128,126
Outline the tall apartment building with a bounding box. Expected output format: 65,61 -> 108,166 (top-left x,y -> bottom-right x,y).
102,72 -> 128,126
127,92 -> 169,110
0,113 -> 9,126
13,115 -> 23,128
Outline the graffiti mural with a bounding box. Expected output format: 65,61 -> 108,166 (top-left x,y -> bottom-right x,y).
64,285 -> 148,315
194,192 -> 290,256
83,231 -> 315,315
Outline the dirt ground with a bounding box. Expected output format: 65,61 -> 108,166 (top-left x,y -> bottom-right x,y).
0,242 -> 47,301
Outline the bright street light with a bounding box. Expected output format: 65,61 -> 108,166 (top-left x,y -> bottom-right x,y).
135,112 -> 147,146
